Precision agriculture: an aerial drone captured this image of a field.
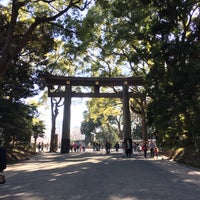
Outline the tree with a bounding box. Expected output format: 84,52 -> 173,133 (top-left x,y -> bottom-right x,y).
80,97 -> 123,145
75,0 -> 200,148
0,0 -> 91,152
0,52 -> 43,148
49,96 -> 63,152
0,99 -> 40,148
76,1 -> 150,141
0,0 -> 91,78
145,0 -> 200,148
32,119 -> 45,151
80,111 -> 101,145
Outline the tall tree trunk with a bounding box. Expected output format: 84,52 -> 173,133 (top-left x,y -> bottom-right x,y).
141,99 -> 148,142
49,96 -> 62,152
50,98 -> 58,152
141,112 -> 148,142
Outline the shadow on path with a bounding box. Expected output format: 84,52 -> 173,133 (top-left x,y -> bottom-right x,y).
1,151 -> 200,200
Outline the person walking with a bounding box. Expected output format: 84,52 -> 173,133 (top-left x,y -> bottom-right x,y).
142,141 -> 148,158
154,147 -> 159,159
126,139 -> 132,158
114,142 -> 120,152
149,140 -> 156,158
105,141 -> 111,154
73,142 -> 77,152
37,142 -> 41,153
82,142 -> 86,152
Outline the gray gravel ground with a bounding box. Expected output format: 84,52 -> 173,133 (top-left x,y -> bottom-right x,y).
0,149 -> 200,200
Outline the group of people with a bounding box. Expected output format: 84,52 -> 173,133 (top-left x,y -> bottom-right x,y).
35,139 -> 159,159
141,140 -> 159,158
37,142 -> 50,153
70,141 -> 86,153
106,139 -> 159,159
93,142 -> 101,151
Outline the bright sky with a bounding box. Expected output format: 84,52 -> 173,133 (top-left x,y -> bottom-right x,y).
38,97 -> 87,134
0,0 -> 8,6
27,93 -> 88,143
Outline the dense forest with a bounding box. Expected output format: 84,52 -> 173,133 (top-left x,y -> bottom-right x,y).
0,1 -> 199,159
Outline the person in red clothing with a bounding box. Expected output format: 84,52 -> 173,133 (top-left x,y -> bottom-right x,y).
154,147 -> 159,158
142,141 -> 148,158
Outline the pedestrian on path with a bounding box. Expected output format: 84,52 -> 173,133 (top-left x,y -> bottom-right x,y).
154,147 -> 159,159
149,140 -> 156,158
105,141 -> 111,154
114,142 -> 120,152
37,142 -> 41,153
142,141 -> 148,158
125,139 -> 132,158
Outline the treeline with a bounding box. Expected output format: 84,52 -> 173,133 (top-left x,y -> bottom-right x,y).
0,1 -> 199,151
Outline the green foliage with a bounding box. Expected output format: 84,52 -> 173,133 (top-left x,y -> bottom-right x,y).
88,98 -> 121,123
0,61 -> 39,100
80,112 -> 101,144
0,99 -> 34,147
80,97 -> 123,145
133,124 -> 143,140
145,0 -> 200,147
0,0 -> 91,77
32,119 -> 45,139
0,0 -> 199,152
79,0 -> 200,149
0,0 -> 87,148
0,57 -> 46,148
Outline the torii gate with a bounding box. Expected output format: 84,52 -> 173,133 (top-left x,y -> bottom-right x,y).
42,75 -> 145,153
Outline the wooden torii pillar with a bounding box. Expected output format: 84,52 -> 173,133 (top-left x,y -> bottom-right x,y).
123,83 -> 132,147
42,75 -> 145,153
61,84 -> 71,153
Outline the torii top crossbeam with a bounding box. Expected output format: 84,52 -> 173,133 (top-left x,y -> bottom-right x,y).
41,74 -> 145,87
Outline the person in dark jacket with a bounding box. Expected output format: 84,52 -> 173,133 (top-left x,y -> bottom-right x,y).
114,142 -> 120,152
105,141 -> 111,154
0,146 -> 7,172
